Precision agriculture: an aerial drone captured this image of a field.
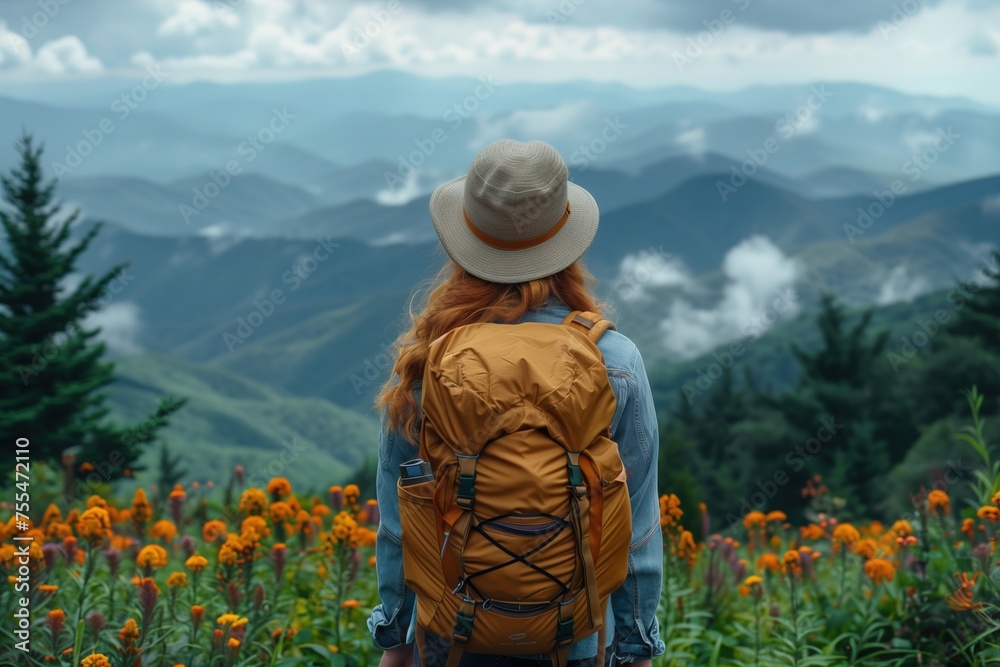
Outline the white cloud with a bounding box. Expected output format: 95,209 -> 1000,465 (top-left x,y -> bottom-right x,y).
158,0 -> 235,36
84,302 -> 144,356
471,101 -> 599,148
375,169 -> 421,205
674,126 -> 706,156
876,265 -> 931,305
615,248 -> 691,302
658,236 -> 801,359
34,35 -> 102,73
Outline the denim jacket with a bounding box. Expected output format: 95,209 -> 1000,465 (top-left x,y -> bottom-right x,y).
367,299 -> 666,663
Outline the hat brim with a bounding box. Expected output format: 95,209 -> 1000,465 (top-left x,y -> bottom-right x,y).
428,176 -> 599,284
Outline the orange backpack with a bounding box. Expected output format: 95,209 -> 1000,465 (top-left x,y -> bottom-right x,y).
397,310 -> 631,667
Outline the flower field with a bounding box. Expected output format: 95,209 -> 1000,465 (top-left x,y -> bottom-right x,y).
1,393 -> 998,666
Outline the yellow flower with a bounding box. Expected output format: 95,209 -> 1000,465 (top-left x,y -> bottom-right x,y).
217,613 -> 248,628
150,520 -> 178,542
864,558 -> 895,585
267,477 -> 292,498
744,575 -> 763,587
136,545 -> 168,569
166,572 -> 188,588
927,490 -> 950,515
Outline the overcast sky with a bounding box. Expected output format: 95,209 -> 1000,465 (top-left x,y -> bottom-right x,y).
0,0 -> 997,104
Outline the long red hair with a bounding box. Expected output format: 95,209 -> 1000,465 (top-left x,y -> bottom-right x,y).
375,258 -> 608,444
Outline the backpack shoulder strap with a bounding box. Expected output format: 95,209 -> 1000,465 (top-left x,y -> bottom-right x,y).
561,310 -> 616,344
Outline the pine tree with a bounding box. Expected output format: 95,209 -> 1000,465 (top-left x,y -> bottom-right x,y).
770,294 -> 892,516
945,250 -> 1000,347
0,134 -> 184,483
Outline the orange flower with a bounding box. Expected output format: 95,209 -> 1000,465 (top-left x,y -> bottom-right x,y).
659,494 -> 683,529
853,538 -> 879,560
185,554 -> 209,572
832,523 -> 860,546
241,515 -> 271,543
239,488 -> 268,515
150,520 -> 178,542
743,511 -> 767,530
78,507 -> 111,543
765,511 -> 787,523
81,655 -> 112,667
166,572 -> 188,588
228,637 -> 241,649
800,524 -> 825,541
962,518 -> 976,540
946,572 -> 983,611
781,550 -> 801,574
676,530 -> 697,564
977,506 -> 1000,522
864,558 -> 895,585
118,618 -> 140,644
269,501 -> 295,524
341,599 -> 361,608
927,490 -> 950,515
992,492 -> 1000,507
136,545 -> 168,569
202,519 -> 227,542
267,477 -> 292,498
131,489 -> 152,526
757,553 -> 781,572
890,520 -> 913,538
740,574 -> 763,597
39,584 -> 58,593
191,605 -> 205,625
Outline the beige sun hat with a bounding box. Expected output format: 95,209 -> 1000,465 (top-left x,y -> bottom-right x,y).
428,139 -> 599,284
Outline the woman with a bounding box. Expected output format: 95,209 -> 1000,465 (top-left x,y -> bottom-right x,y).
367,139 -> 664,666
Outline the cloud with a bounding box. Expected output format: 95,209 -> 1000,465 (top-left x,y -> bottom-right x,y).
375,169 -> 421,205
33,35 -> 102,73
158,0 -> 236,36
614,248 -> 691,302
966,30 -> 998,56
876,265 -> 931,305
410,0 -> 946,34
658,236 -> 801,359
84,302 -> 144,356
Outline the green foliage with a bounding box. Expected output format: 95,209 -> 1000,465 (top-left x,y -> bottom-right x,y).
0,134 -> 184,483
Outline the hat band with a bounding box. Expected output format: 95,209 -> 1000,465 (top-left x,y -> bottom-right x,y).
462,202 -> 571,251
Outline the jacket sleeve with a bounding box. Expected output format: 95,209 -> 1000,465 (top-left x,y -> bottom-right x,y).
367,408 -> 419,650
609,347 -> 666,662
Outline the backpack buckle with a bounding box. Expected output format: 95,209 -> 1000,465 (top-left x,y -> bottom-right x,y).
566,452 -> 587,499
453,599 -> 477,644
456,454 -> 478,510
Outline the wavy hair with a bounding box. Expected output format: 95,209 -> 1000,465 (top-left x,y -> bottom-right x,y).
375,259 -> 607,444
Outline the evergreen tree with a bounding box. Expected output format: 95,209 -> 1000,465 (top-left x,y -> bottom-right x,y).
945,250 -> 1000,347
0,134 -> 184,483
155,443 -> 188,503
769,294 -> 892,517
